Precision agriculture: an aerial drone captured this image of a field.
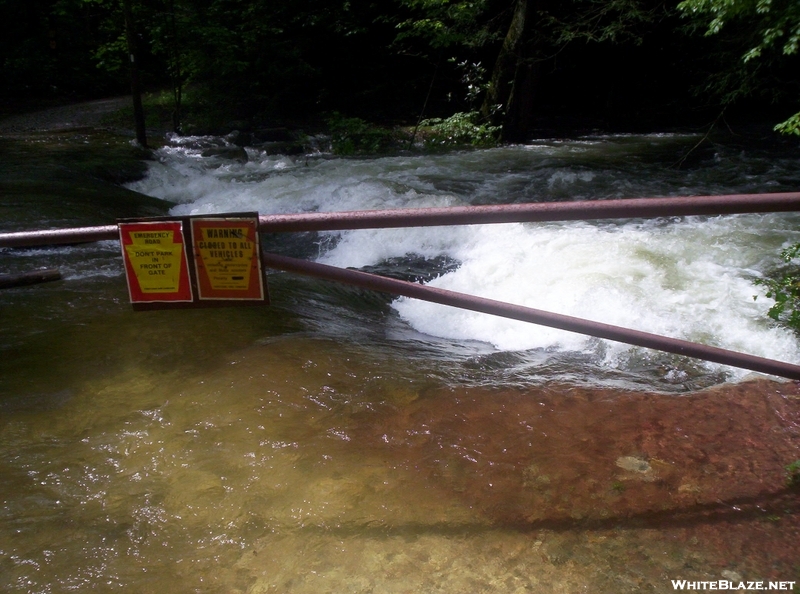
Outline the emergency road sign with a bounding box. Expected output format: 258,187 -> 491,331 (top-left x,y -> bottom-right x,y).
119,220 -> 193,304
118,213 -> 267,310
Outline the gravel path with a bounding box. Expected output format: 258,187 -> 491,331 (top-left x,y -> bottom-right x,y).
0,96 -> 130,134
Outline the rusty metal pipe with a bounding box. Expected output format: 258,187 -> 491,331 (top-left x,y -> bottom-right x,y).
3,192 -> 800,248
0,225 -> 119,248
261,251 -> 800,381
257,192 -> 800,232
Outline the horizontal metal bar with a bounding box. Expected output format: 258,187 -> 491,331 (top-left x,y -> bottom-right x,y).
0,225 -> 119,248
261,251 -> 800,381
2,192 -> 800,248
257,192 -> 800,232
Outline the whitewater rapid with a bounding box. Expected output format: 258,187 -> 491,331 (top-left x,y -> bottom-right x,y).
126,134 -> 800,380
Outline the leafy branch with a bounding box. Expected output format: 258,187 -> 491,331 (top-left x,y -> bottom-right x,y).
754,243 -> 800,330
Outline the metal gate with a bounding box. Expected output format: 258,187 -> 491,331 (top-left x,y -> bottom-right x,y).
3,192 -> 800,379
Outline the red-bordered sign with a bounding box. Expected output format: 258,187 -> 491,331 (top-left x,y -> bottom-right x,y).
118,213 -> 268,310
119,220 -> 193,304
191,216 -> 265,301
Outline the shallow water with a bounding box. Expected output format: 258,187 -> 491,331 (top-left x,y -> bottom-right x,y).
1,130 -> 800,592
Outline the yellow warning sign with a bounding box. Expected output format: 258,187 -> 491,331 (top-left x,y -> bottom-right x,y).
123,229 -> 186,294
191,217 -> 264,301
119,214 -> 266,309
196,226 -> 253,291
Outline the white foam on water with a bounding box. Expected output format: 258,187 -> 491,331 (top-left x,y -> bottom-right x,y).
127,137 -> 800,378
128,147 -> 457,215
390,217 -> 800,376
5,241 -> 125,281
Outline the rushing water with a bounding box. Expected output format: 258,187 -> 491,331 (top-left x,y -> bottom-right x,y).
128,132 -> 800,388
2,130 -> 800,593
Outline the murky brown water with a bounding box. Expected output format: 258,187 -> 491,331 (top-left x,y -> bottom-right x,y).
2,330 -> 798,593
2,129 -> 800,593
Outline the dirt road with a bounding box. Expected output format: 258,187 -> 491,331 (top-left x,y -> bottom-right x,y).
0,96 -> 130,134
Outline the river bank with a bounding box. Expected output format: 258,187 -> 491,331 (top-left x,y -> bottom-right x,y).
0,98 -> 172,238
0,97 -> 132,135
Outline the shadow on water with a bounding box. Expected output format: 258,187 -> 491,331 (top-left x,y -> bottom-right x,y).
291,486 -> 799,536
0,389 -> 73,413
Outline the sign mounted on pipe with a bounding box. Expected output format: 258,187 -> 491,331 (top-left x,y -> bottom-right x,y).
119,219 -> 193,304
2,193 -> 800,378
118,213 -> 268,310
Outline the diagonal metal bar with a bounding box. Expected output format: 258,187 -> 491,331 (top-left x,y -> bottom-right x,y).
261,251 -> 800,381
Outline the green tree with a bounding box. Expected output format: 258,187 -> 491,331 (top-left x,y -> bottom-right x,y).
394,0 -> 669,140
0,0 -> 128,105
494,0 -> 668,139
678,0 -> 800,134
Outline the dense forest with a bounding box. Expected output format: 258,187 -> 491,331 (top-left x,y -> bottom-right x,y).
1,0 -> 798,140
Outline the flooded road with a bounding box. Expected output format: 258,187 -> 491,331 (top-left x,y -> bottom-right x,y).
1,127 -> 799,592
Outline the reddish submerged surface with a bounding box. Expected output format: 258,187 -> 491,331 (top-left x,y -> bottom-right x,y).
351,378 -> 800,583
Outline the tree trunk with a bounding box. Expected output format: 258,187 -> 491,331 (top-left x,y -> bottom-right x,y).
481,0 -> 528,121
167,0 -> 183,133
502,56 -> 540,142
481,0 -> 541,142
122,0 -> 148,148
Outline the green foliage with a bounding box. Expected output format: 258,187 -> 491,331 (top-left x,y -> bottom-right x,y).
450,59 -> 491,108
774,111 -> 800,135
786,459 -> 800,488
327,113 -> 398,155
393,0 -> 495,49
326,111 -> 499,154
546,0 -> 663,46
420,111 -> 499,147
677,0 -> 800,59
754,243 -> 800,330
678,0 -> 800,133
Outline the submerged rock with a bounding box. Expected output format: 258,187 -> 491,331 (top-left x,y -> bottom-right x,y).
200,145 -> 249,163
615,456 -> 651,474
258,141 -> 306,156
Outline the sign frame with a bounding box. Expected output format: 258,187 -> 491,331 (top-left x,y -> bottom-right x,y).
118,213 -> 268,310
118,219 -> 194,307
191,216 -> 266,301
